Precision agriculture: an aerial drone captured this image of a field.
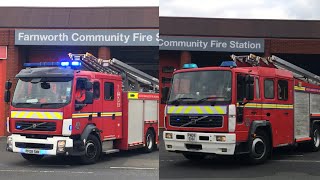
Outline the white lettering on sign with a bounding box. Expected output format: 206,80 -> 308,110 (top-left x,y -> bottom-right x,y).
229,41 -> 261,49
18,32 -> 69,42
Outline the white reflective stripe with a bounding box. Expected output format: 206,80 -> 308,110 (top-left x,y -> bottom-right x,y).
228,104 -> 236,132
62,119 -> 72,136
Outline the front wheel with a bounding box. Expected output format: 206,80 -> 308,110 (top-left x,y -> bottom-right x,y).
21,154 -> 44,162
143,129 -> 155,153
79,134 -> 102,164
247,130 -> 270,164
309,125 -> 320,152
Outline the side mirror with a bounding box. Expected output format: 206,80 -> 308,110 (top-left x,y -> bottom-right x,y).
85,81 -> 93,91
161,87 -> 169,103
5,81 -> 12,90
84,91 -> 94,104
4,90 -> 10,103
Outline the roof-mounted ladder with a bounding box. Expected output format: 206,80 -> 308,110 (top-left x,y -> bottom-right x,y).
68,52 -> 159,92
231,54 -> 320,85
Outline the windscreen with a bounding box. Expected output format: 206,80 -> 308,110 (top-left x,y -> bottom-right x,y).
168,70 -> 232,105
12,78 -> 73,108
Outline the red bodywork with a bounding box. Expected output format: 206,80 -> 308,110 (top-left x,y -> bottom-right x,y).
165,66 -> 320,148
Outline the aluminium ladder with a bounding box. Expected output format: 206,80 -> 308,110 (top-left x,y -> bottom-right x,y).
231,54 -> 320,85
68,52 -> 159,92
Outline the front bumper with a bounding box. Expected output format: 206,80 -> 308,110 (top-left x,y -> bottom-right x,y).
163,131 -> 236,155
6,134 -> 84,156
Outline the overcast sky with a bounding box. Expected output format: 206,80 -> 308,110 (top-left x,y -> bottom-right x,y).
160,0 -> 320,20
0,0 -> 158,7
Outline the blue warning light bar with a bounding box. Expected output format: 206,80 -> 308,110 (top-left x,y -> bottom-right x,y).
24,60 -> 82,68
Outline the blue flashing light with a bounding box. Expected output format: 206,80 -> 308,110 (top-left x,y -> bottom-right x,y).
71,61 -> 81,67
69,125 -> 72,131
60,61 -> 70,66
183,63 -> 198,69
16,125 -> 21,129
220,61 -> 237,67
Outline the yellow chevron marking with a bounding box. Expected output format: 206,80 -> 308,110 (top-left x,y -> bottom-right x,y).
36,112 -> 44,119
26,112 -> 34,118
185,106 -> 192,113
214,106 -> 224,114
168,107 -> 175,113
194,106 -> 203,114
176,106 -> 184,113
204,106 -> 214,114
44,112 -> 53,119
53,112 -> 62,119
17,111 -> 25,118
11,111 -> 17,118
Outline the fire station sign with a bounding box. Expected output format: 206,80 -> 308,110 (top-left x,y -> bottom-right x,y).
159,36 -> 265,53
15,29 -> 159,46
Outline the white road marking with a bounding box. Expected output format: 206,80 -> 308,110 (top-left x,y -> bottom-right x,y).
109,167 -> 157,170
0,169 -> 94,174
272,159 -> 320,163
280,154 -> 304,157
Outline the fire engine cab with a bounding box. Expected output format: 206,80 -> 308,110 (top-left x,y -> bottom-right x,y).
162,54 -> 320,164
4,53 -> 159,164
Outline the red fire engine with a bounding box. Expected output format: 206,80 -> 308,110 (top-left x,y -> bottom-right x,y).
4,53 -> 159,164
162,54 -> 320,164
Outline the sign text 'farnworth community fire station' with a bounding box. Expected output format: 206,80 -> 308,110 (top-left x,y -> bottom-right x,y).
15,29 -> 264,52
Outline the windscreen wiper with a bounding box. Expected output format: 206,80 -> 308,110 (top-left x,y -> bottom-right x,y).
196,96 -> 226,105
168,97 -> 195,105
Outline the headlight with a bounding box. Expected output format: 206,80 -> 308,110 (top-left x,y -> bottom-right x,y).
57,140 -> 66,153
165,133 -> 173,139
216,135 -> 226,142
7,137 -> 13,149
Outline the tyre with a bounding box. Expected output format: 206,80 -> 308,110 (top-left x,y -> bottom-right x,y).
247,130 -> 270,164
309,124 -> 320,152
143,129 -> 155,153
79,134 -> 102,164
21,154 -> 44,162
182,152 -> 206,161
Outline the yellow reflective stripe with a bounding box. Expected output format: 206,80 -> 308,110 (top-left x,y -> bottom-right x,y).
214,106 -> 224,114
175,106 -> 184,113
26,112 -> 34,118
204,106 -> 213,114
168,106 -> 175,113
237,103 -> 293,109
194,106 -> 203,114
44,112 -> 53,119
294,86 -> 305,91
128,92 -> 138,99
11,111 -> 17,118
185,106 -> 192,113
17,111 -> 25,118
35,112 -> 44,119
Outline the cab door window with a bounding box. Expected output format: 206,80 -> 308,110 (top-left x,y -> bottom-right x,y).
278,80 -> 288,100
104,82 -> 114,100
264,79 -> 274,99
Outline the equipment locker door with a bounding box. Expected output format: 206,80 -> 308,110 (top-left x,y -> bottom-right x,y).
102,80 -> 122,140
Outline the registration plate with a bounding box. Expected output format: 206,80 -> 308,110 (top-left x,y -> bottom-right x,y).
187,133 -> 196,142
24,149 -> 41,155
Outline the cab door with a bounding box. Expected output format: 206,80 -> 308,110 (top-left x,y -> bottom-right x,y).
275,78 -> 294,145
235,74 -> 262,141
102,79 -> 122,140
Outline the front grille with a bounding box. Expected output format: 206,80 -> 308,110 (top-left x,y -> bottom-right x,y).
15,142 -> 53,150
15,121 -> 56,131
170,115 -> 223,128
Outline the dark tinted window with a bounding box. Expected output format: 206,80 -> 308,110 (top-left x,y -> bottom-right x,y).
104,82 -> 114,100
264,79 -> 274,99
278,80 -> 288,100
93,82 -> 100,99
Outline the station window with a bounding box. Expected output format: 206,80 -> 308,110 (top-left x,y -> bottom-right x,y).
93,82 -> 100,99
278,80 -> 288,100
104,82 -> 114,100
264,79 -> 274,99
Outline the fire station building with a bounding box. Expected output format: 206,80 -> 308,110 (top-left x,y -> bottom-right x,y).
159,17 -> 320,128
0,7 -> 159,136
